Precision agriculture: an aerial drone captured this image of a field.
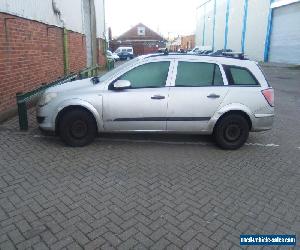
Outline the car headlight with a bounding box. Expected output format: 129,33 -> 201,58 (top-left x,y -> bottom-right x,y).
38,92 -> 58,107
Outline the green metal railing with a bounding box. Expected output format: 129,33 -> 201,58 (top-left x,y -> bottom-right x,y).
106,59 -> 115,70
16,65 -> 100,131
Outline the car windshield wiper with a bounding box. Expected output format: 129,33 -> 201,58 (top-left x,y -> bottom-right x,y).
91,76 -> 100,85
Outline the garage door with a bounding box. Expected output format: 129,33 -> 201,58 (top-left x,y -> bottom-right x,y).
269,2 -> 300,64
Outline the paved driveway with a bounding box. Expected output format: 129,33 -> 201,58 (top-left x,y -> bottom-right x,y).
0,64 -> 299,249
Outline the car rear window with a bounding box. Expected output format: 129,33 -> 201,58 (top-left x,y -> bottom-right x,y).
224,65 -> 259,85
175,62 -> 224,87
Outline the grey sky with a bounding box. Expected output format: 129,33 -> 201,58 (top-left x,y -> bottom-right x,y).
106,0 -> 199,38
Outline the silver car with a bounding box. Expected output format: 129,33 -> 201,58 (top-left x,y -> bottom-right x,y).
36,54 -> 274,149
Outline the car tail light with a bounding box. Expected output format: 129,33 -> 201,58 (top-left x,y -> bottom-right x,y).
261,88 -> 274,107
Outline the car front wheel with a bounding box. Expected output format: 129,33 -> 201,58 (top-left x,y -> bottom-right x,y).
214,114 -> 249,150
59,108 -> 97,147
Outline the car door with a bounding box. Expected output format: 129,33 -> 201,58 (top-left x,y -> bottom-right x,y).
103,60 -> 173,131
166,60 -> 229,132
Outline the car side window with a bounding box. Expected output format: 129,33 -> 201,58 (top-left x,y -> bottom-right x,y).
119,61 -> 170,88
175,62 -> 224,87
226,66 -> 259,85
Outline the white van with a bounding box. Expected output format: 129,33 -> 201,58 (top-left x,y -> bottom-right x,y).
114,46 -> 134,55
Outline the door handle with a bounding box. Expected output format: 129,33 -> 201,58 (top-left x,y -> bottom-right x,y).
151,95 -> 165,100
207,94 -> 220,99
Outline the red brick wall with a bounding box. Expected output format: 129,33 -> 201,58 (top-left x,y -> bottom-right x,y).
68,32 -> 86,73
97,38 -> 107,68
0,13 -> 87,114
181,35 -> 195,51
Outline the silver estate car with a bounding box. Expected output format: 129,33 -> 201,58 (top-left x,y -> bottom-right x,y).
36,54 -> 274,149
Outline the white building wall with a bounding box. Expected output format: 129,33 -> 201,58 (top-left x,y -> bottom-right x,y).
203,0 -> 214,47
227,0 -> 244,52
0,0 -> 106,38
0,0 -> 84,33
244,0 -> 270,60
214,0 -> 227,50
94,0 -> 106,39
195,0 -> 271,61
196,5 -> 205,46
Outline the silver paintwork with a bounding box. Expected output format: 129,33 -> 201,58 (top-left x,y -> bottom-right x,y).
36,54 -> 274,134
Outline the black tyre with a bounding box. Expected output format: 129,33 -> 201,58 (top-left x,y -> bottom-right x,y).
59,109 -> 97,147
214,114 -> 249,150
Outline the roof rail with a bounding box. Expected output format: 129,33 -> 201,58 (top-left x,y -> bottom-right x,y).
221,52 -> 247,60
145,52 -> 249,60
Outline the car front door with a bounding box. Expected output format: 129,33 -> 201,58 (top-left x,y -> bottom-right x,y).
103,60 -> 173,131
166,60 -> 229,132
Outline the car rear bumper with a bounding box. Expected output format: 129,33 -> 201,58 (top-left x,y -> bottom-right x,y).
251,114 -> 274,132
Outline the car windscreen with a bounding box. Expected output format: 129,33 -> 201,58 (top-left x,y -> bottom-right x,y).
97,58 -> 140,83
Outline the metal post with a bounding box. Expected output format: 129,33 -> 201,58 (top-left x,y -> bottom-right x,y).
16,93 -> 28,131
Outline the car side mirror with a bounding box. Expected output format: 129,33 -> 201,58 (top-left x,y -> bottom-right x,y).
113,80 -> 131,90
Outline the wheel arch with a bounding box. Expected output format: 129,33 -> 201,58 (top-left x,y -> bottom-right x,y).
55,105 -> 99,135
213,110 -> 252,133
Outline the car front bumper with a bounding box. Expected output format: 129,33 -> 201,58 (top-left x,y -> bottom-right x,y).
36,105 -> 56,132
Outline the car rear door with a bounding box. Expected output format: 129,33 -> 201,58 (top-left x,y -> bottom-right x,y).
103,60 -> 174,131
166,59 -> 229,132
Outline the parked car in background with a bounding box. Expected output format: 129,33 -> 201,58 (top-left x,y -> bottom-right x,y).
200,50 -> 213,55
177,48 -> 186,53
36,54 -> 274,150
188,47 -> 200,54
106,50 -> 119,61
209,49 -> 233,56
157,48 -> 168,53
117,51 -> 134,60
188,46 -> 213,55
114,46 -> 134,56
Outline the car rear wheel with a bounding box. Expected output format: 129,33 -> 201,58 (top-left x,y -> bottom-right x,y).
59,109 -> 97,147
214,114 -> 249,150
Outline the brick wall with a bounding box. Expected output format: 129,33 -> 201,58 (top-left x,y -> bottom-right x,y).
181,35 -> 195,51
97,38 -> 106,68
0,13 -> 87,114
68,32 -> 87,73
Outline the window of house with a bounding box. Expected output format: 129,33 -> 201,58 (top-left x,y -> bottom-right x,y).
137,26 -> 146,36
175,62 -> 224,87
119,61 -> 170,88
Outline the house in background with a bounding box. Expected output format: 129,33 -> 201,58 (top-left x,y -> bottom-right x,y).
195,0 -> 300,64
168,36 -> 181,52
110,23 -> 166,55
167,35 -> 195,52
0,0 -> 106,119
181,35 -> 195,51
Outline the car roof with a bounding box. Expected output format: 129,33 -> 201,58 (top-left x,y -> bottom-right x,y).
137,53 -> 257,67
